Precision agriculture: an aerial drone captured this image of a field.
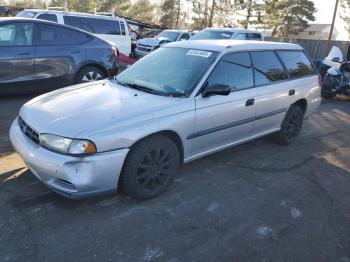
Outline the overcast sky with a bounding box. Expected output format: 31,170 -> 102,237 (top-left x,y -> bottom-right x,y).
313,0 -> 348,40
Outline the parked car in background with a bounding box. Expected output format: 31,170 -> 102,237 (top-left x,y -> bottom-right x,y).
0,18 -> 118,95
16,9 -> 131,56
10,40 -> 320,200
191,28 -> 263,41
134,29 -> 193,58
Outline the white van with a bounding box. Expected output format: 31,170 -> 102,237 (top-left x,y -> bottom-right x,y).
16,9 -> 131,56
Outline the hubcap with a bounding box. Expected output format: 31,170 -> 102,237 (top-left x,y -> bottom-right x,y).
82,71 -> 103,82
136,148 -> 172,192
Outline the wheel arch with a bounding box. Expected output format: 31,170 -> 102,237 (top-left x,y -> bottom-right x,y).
293,98 -> 308,114
129,130 -> 185,164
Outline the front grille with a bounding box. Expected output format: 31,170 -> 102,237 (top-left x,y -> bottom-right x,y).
18,116 -> 40,145
137,44 -> 152,52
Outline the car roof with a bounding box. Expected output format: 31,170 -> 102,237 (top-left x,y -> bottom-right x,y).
166,40 -> 303,53
162,29 -> 189,33
202,27 -> 261,34
0,17 -> 113,46
22,9 -> 123,21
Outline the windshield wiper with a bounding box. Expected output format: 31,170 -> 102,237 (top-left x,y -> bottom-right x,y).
115,80 -> 183,97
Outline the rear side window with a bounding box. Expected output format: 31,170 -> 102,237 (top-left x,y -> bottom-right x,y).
207,52 -> 254,91
35,23 -> 89,45
37,13 -> 58,23
277,51 -> 316,78
64,16 -> 120,35
251,51 -> 288,86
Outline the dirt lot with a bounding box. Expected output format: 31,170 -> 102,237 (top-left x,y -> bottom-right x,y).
1,95 -> 350,262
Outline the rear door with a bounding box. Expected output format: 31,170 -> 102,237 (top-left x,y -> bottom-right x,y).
0,21 -> 35,93
192,52 -> 256,157
250,51 -> 290,135
33,22 -> 88,90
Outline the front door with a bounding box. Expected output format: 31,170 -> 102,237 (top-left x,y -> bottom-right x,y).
0,22 -> 35,94
191,52 -> 256,157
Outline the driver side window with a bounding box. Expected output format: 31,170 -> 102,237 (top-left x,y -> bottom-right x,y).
206,52 -> 254,91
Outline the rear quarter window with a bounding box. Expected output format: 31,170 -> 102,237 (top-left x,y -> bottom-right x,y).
83,17 -> 120,35
246,33 -> 262,40
64,16 -> 120,35
251,51 -> 288,86
277,50 -> 316,78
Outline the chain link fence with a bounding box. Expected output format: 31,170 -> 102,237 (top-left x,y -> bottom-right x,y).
265,37 -> 350,62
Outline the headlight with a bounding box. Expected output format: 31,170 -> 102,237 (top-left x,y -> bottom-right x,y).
40,134 -> 97,155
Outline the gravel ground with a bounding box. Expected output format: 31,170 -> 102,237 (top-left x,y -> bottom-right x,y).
0,94 -> 350,262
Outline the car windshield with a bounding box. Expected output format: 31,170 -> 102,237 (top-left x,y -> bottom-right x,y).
16,11 -> 38,18
191,30 -> 234,40
115,47 -> 218,97
156,31 -> 180,41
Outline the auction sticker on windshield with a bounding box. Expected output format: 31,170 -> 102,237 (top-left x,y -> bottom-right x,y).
186,50 -> 212,58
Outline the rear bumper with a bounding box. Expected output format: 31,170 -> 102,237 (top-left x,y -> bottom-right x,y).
9,118 -> 129,199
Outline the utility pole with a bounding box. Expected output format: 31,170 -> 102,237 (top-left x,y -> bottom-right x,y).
325,0 -> 340,56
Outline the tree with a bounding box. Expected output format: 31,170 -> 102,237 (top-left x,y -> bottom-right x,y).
159,0 -> 178,28
99,0 -> 132,16
191,0 -> 235,30
10,0 -> 46,8
341,0 -> 350,36
50,0 -> 100,12
128,0 -> 156,23
234,0 -> 263,29
263,0 -> 316,37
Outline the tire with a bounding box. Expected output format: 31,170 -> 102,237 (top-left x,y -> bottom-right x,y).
75,66 -> 106,84
275,106 -> 304,146
121,135 -> 180,200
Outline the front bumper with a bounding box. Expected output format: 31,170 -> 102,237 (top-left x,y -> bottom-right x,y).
9,118 -> 129,199
134,47 -> 152,58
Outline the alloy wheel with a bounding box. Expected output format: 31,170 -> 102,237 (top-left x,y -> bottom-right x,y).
136,148 -> 173,192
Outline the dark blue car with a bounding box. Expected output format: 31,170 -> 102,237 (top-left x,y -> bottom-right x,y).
0,18 -> 119,95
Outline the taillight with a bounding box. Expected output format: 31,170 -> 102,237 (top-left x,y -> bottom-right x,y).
318,73 -> 323,86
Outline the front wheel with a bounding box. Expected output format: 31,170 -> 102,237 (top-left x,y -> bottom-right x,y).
75,66 -> 105,84
121,135 -> 180,200
275,106 -> 304,146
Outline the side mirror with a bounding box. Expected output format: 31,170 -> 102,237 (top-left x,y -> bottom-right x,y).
331,57 -> 340,62
202,83 -> 231,97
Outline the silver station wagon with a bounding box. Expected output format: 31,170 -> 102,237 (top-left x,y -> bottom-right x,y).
10,40 -> 321,199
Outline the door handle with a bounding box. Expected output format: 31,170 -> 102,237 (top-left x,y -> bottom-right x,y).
289,89 -> 295,96
71,51 -> 81,54
17,52 -> 30,56
245,98 -> 255,107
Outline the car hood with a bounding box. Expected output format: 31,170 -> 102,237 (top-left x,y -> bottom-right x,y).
138,37 -> 172,47
20,80 -> 179,138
